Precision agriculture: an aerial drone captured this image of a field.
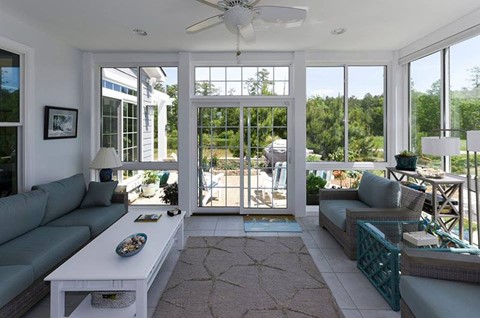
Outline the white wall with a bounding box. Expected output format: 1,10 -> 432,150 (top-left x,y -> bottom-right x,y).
0,10 -> 84,189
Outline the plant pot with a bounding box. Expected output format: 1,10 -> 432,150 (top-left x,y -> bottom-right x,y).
141,183 -> 158,198
306,193 -> 319,205
394,155 -> 418,171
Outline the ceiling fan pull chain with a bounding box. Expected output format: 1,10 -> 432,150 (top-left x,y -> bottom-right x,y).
236,31 -> 242,58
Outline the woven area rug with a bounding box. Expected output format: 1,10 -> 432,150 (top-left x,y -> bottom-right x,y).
244,215 -> 302,232
154,237 -> 344,318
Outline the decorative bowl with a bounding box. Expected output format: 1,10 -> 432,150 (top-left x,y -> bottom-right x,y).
416,167 -> 446,179
115,233 -> 147,257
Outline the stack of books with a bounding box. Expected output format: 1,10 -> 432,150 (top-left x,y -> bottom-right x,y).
134,214 -> 161,222
403,231 -> 438,246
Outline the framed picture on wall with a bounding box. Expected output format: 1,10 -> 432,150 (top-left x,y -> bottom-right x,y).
44,106 -> 78,139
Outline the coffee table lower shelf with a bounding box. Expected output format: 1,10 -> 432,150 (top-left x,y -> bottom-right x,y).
69,294 -> 136,318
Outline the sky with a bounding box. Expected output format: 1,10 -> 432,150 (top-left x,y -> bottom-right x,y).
409,34 -> 480,93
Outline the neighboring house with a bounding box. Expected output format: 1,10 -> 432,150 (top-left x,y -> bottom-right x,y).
101,67 -> 173,191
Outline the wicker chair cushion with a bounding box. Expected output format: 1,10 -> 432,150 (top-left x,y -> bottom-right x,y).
0,265 -> 34,308
400,275 -> 480,318
358,172 -> 401,208
319,200 -> 369,230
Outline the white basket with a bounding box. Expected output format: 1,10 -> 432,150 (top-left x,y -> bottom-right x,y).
91,291 -> 135,308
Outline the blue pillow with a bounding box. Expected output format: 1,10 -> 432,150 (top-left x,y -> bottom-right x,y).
80,181 -> 118,208
358,172 -> 401,208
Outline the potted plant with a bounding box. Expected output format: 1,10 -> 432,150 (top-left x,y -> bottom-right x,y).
161,182 -> 178,205
306,173 -> 327,205
141,170 -> 159,198
394,150 -> 418,171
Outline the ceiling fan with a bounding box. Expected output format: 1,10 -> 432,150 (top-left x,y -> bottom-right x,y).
186,0 -> 307,42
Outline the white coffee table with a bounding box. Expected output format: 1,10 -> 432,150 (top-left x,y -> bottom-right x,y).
45,210 -> 185,318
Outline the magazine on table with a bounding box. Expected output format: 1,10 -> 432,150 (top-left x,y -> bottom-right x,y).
134,213 -> 161,222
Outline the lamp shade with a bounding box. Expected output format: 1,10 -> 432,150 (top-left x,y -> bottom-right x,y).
467,131 -> 480,151
421,137 -> 461,156
90,147 -> 122,169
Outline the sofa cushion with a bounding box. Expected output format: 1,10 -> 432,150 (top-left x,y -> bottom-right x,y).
80,181 -> 118,208
0,265 -> 35,308
0,190 -> 48,245
358,172 -> 401,208
0,226 -> 90,279
319,200 -> 369,231
32,174 -> 86,225
400,275 -> 480,318
46,203 -> 125,237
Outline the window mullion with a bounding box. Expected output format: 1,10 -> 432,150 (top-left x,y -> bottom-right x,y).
344,65 -> 349,163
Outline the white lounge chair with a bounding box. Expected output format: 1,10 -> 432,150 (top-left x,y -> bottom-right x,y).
199,169 -> 224,206
260,161 -> 287,202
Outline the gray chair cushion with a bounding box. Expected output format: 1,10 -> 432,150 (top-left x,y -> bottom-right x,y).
0,190 -> 48,245
80,181 -> 118,208
46,203 -> 125,237
0,265 -> 35,308
358,171 -> 401,208
0,226 -> 90,279
319,200 -> 369,230
32,174 -> 86,225
400,275 -> 480,318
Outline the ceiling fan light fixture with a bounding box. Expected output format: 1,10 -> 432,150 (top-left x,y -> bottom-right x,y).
224,6 -> 254,29
331,27 -> 347,35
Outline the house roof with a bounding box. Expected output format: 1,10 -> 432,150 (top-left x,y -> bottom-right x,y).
0,0 -> 479,52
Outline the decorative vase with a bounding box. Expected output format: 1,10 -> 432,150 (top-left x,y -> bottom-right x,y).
394,155 -> 418,171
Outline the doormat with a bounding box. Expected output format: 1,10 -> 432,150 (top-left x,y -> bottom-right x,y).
243,215 -> 302,232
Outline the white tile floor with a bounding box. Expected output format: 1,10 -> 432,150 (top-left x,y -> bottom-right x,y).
23,215 -> 400,318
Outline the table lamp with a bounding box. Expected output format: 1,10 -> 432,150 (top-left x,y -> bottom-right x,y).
421,136 -> 461,157
90,147 -> 122,182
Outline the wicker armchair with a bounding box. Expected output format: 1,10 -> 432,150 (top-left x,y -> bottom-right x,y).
400,249 -> 480,318
319,185 -> 425,259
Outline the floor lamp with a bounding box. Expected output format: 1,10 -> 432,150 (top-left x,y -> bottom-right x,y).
467,130 -> 480,246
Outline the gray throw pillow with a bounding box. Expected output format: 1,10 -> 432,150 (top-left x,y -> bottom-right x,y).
80,181 -> 118,208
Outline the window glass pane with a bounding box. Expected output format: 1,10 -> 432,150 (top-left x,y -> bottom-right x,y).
140,67 -> 178,162
0,127 -> 17,196
0,49 -> 20,122
194,66 -> 289,96
348,66 -> 385,162
306,67 -> 345,162
195,67 -> 209,81
114,170 -> 178,206
449,35 -> 480,175
410,52 -> 441,168
210,67 -> 225,81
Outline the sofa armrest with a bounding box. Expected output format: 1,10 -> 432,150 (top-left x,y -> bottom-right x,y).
319,189 -> 359,200
401,248 -> 480,284
112,192 -> 128,212
345,207 -> 420,240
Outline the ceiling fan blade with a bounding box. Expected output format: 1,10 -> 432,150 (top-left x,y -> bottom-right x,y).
186,14 -> 224,33
255,6 -> 307,22
238,23 -> 255,42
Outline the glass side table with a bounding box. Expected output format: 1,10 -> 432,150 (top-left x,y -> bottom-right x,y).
356,220 -> 479,311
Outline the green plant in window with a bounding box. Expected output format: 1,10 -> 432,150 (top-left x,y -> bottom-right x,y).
161,182 -> 178,205
142,170 -> 159,185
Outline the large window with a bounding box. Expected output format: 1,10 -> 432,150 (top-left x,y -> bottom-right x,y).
0,48 -> 21,197
409,34 -> 480,174
100,66 -> 178,205
306,66 -> 386,163
195,66 -> 289,96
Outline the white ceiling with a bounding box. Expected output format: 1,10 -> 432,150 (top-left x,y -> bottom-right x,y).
1,0 -> 480,52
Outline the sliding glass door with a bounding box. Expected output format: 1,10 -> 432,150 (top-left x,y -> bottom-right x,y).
197,105 -> 289,213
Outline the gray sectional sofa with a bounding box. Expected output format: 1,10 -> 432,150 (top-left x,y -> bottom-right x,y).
0,174 -> 127,318
319,171 -> 426,259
